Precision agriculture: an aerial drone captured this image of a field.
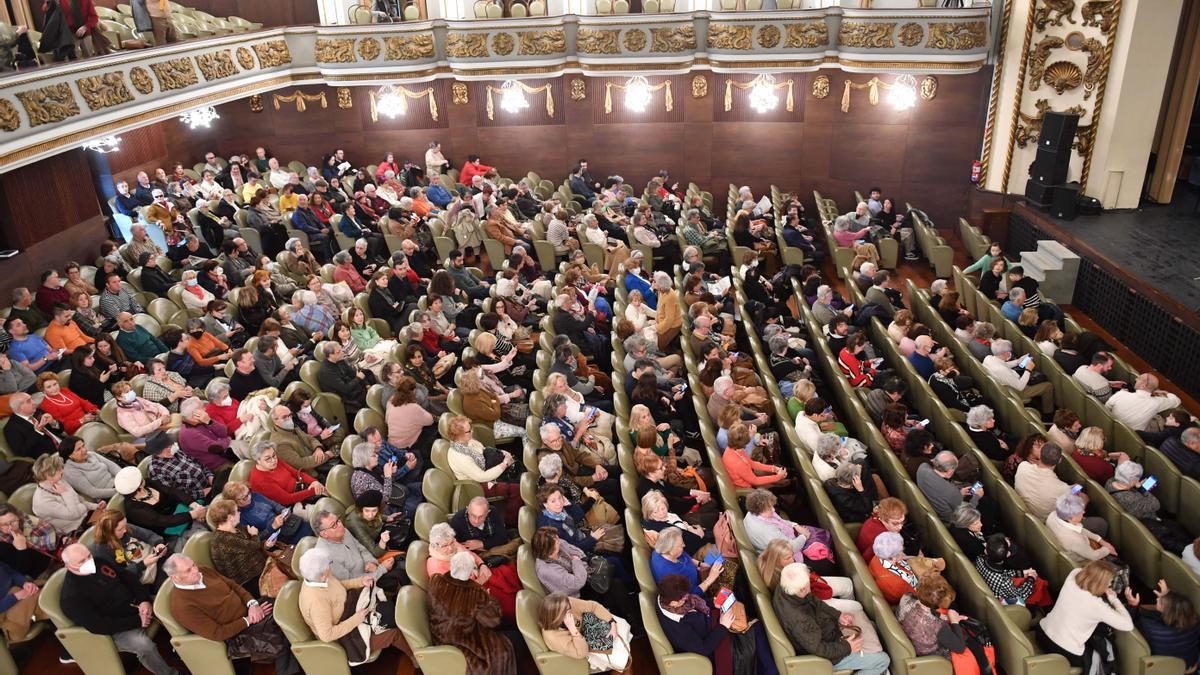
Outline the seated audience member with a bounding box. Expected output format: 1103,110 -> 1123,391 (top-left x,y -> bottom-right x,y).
1071,426 -> 1126,484
1073,352 -> 1123,402
58,435 -> 119,501
296,547 -> 410,661
32,454 -> 103,536
774,562 -> 888,675
208,498 -> 275,597
450,496 -> 519,562
112,466 -> 206,542
868,532 -> 944,605
447,415 -> 522,526
1014,442 -> 1107,535
44,305 -> 94,354
222,480 -> 313,545
655,572 -> 745,671
896,573 -> 994,669
269,404 -> 335,479
964,405 -> 1012,462
856,497 -> 914,559
1107,460 -> 1192,553
111,381 -> 178,441
428,550 -> 522,675
1035,560 -> 1135,668
7,317 -> 60,374
983,339 -> 1054,416
825,462 -> 874,524
313,509 -> 405,594
722,422 -> 790,492
916,451 -> 984,524
248,440 -> 328,514
1003,433 -> 1046,483
164,554 -> 300,675
1130,579 -> 1200,671
1046,494 -> 1116,564
4,392 -> 65,459
743,488 -> 836,576
537,591 -> 634,672
1046,409 -> 1082,455
1106,373 -> 1182,432
640,489 -> 712,557
114,312 -> 166,368
59,543 -> 177,675
538,481 -> 623,555
1162,427 -> 1200,481
974,533 -> 1051,609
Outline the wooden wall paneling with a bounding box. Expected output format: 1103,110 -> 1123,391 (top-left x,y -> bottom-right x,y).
712,72 -> 805,124
472,78 -> 565,128
594,75 -> 686,126
107,124 -> 169,175
0,217 -> 111,303
0,149 -> 101,250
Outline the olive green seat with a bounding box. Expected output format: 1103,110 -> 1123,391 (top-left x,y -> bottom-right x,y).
394,585 -> 470,673
38,568 -> 130,675
153,581 -> 239,675
273,580 -> 378,673
515,589 -> 590,675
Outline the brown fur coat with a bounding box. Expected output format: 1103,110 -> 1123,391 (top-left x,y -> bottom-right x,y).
428,573 -> 517,675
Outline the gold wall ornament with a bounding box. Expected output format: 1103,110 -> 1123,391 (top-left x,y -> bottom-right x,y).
195,50 -> 237,81
272,90 -> 328,112
369,86 -> 437,122
708,24 -> 753,51
129,67 -> 153,94
1074,35 -> 1107,99
1081,0 -> 1118,31
724,77 -> 794,112
1015,99 -> 1086,148
491,33 -> 514,56
384,35 -> 435,60
603,79 -> 671,113
839,76 -> 917,113
897,23 -> 924,47
926,21 -> 987,50
249,94 -> 264,113
570,78 -> 586,101
757,25 -> 781,49
15,83 -> 79,127
451,82 -> 469,105
253,40 -> 292,68
691,75 -> 707,99
1027,35 -> 1064,91
76,72 -> 133,111
1043,61 -> 1082,94
623,29 -> 647,52
446,33 -> 488,58
650,26 -> 695,53
337,87 -> 353,109
576,29 -> 620,55
838,22 -> 895,49
518,29 -> 565,56
0,100 -> 18,131
783,22 -> 828,49
316,38 -> 356,63
1034,0 -> 1077,31
484,81 -> 553,120
236,47 -> 255,70
358,38 -> 381,61
919,75 -> 938,100
811,74 -> 830,99
150,58 -> 198,91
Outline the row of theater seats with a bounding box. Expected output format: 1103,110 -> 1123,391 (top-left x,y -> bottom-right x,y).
95,2 -> 262,53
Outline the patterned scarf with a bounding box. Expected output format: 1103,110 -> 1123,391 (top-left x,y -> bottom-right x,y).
451,440 -> 486,470
658,593 -> 710,618
882,558 -> 919,588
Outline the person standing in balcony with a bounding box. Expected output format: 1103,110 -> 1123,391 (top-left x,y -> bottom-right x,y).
137,0 -> 176,46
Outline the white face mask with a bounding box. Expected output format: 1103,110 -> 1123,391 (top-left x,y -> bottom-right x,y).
122,391 -> 136,403
300,405 -> 312,415
219,396 -> 232,407
78,558 -> 96,575
186,279 -> 198,287
277,418 -> 295,430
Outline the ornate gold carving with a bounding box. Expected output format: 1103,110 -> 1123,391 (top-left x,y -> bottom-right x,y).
926,21 -> 987,50
384,35 -> 435,60
337,87 -> 353,109
150,58 -> 198,91
236,47 -> 255,70
570,78 -> 586,101
1073,35 -> 1107,99
491,33 -> 514,56
518,29 -> 565,56
1043,61 -> 1082,94
15,83 -> 79,127
129,67 -> 153,94
691,75 -> 707,99
446,33 -> 487,58
0,100 -> 19,131
195,50 -> 237,81
273,90 -> 327,112
249,94 -> 264,113
650,27 -> 695,53
316,38 -> 356,63
920,75 -> 938,100
812,74 -> 829,99
1081,0 -> 1118,31
1034,0 -> 1076,31
838,22 -> 895,49
452,82 -> 469,105
897,23 -> 924,47
253,40 -> 292,68
757,25 -> 781,49
76,72 -> 133,111
623,29 -> 647,52
358,38 -> 381,61
576,29 -> 620,55
783,22 -> 828,49
709,24 -> 753,50
1016,99 -> 1088,150
1028,35 -> 1064,91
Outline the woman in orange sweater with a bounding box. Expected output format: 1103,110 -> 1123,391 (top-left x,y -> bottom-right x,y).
721,422 -> 787,489
185,318 -> 232,368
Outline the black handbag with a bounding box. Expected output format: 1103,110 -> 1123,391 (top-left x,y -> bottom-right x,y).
483,446 -> 522,482
585,555 -> 615,594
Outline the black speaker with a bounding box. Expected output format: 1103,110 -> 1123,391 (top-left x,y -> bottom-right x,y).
1025,179 -> 1055,207
1077,196 -> 1102,216
1053,182 -> 1081,220
1040,112 -> 1079,152
1032,146 -> 1071,184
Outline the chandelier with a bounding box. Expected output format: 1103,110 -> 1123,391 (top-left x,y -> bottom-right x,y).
81,135 -> 122,153
375,84 -> 407,118
179,106 -> 220,129
748,74 -> 779,114
624,76 -> 653,113
889,73 -> 918,111
499,80 -> 529,114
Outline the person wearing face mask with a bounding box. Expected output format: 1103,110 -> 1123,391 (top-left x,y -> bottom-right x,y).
143,189 -> 185,238
111,381 -> 176,441
268,404 -> 335,480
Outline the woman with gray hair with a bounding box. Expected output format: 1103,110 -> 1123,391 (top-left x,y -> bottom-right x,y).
427,548 -> 521,675
536,452 -> 616,528
948,504 -> 987,560
641,489 -> 712,556
649,525 -> 725,597
1107,461 -> 1194,553
1047,493 -> 1116,563
296,548 -> 409,663
348,442 -> 402,517
283,238 -> 319,282
868,531 -> 946,605
825,462 -> 873,524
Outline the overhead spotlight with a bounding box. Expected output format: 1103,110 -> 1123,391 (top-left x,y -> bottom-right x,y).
499,79 -> 529,114
890,73 -> 918,111
748,73 -> 778,114
179,106 -> 219,129
82,135 -> 122,153
375,84 -> 407,118
624,75 -> 652,112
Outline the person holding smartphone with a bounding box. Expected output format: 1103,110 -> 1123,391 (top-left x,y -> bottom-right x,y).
983,339 -> 1055,417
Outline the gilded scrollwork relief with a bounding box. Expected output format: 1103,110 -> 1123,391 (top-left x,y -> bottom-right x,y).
691,75 -> 707,99
517,29 -> 565,56
1043,61 -> 1082,94
1028,35 -> 1064,91
446,33 -> 488,58
926,22 -> 987,50
358,38 -> 381,61
1034,0 -> 1076,31
129,67 -> 153,94
897,23 -> 924,47
384,35 -> 435,60
838,22 -> 895,49
253,40 -> 291,68
492,33 -> 514,56
1080,0 -> 1117,31
195,50 -> 237,81
576,29 -> 620,55
783,22 -> 828,49
649,27 -> 694,53
236,47 -> 255,70
757,25 -> 781,50
451,82 -> 469,105
337,88 -> 353,109
249,94 -> 264,113
316,38 -> 356,63
570,78 -> 586,101
708,24 -> 753,51
150,58 -> 198,91
76,72 -> 133,111
0,100 -> 18,131
15,83 -> 79,127
811,75 -> 829,99
623,29 -> 647,52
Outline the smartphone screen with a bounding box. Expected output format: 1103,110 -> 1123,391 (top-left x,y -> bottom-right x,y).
1142,476 -> 1158,491
1019,355 -> 1032,369
919,419 -> 930,427
1070,484 -> 1083,495
971,481 -> 983,492
703,548 -> 724,566
328,423 -> 341,432
715,587 -> 736,612
265,530 -> 280,546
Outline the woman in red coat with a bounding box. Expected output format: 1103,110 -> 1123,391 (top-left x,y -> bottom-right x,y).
248,441 -> 326,512
36,372 -> 97,434
203,380 -> 242,437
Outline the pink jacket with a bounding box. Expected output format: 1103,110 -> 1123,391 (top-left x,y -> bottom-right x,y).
115,398 -> 170,438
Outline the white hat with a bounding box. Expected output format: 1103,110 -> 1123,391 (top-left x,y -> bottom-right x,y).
113,466 -> 144,496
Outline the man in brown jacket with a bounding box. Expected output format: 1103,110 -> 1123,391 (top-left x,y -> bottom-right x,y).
268,404 -> 335,479
164,554 -> 300,675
